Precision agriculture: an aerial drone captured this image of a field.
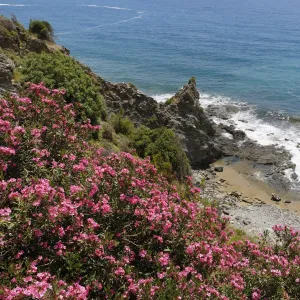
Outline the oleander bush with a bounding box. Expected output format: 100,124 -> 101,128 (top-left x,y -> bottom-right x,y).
19,51 -> 106,124
0,84 -> 299,299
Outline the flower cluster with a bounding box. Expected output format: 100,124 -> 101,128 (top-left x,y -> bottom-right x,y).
0,84 -> 299,299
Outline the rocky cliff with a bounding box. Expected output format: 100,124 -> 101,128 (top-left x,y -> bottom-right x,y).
0,53 -> 16,95
102,79 -> 222,167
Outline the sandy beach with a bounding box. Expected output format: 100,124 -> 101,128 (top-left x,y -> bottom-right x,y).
213,159 -> 300,215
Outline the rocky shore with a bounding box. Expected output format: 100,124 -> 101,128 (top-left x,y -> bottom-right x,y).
192,164 -> 300,241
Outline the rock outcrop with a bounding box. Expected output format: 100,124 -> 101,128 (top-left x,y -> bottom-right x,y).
102,79 -> 222,167
0,53 -> 16,96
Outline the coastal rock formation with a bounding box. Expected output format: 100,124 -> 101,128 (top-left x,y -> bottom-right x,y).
160,80 -> 221,167
102,81 -> 161,128
0,53 -> 16,96
102,79 -> 222,167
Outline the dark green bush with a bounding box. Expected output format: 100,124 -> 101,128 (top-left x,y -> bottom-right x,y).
29,19 -> 53,41
110,110 -> 135,136
20,51 -> 106,124
131,126 -> 190,180
188,76 -> 196,85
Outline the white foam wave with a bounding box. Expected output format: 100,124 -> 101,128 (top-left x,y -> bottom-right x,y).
152,93 -> 174,103
104,6 -> 131,11
82,5 -> 131,10
86,15 -> 142,31
0,3 -> 30,6
200,93 -> 300,184
153,92 -> 300,185
57,15 -> 143,36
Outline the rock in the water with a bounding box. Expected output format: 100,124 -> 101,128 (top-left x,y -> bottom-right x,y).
215,166 -> 224,172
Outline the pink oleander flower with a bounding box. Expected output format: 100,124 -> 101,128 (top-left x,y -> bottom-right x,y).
114,267 -> 125,277
0,207 -> 11,221
158,253 -> 170,267
0,146 -> 15,155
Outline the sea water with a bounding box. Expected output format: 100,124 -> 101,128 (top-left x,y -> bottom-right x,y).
1,0 -> 300,185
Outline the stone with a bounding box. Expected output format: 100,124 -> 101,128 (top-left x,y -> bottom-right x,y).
285,200 -> 292,204
271,194 -> 281,202
233,130 -> 246,141
214,166 -> 224,172
291,173 -> 298,180
221,204 -> 231,210
230,191 -> 242,198
242,198 -> 254,204
243,219 -> 251,225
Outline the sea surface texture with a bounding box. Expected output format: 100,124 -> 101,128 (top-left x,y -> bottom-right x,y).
1,0 -> 300,184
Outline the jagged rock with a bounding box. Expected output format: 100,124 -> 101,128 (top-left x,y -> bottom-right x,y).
215,167 -> 224,172
102,79 -> 222,168
26,37 -> 50,54
0,53 -> 15,96
102,81 -> 161,127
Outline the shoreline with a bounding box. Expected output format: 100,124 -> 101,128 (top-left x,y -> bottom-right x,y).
213,159 -> 300,215
192,159 -> 300,240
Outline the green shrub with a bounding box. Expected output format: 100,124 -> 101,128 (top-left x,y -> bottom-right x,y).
165,96 -> 175,106
131,126 -> 190,180
101,122 -> 115,142
188,76 -> 196,85
110,110 -> 135,136
20,51 -> 106,124
29,19 -> 53,41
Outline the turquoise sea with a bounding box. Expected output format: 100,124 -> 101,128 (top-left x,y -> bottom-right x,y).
1,0 -> 300,182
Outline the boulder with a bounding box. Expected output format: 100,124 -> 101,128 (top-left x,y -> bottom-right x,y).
271,194 -> 281,202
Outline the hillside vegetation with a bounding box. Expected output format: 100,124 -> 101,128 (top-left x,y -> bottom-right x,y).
0,17 -> 300,299
0,84 -> 299,299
